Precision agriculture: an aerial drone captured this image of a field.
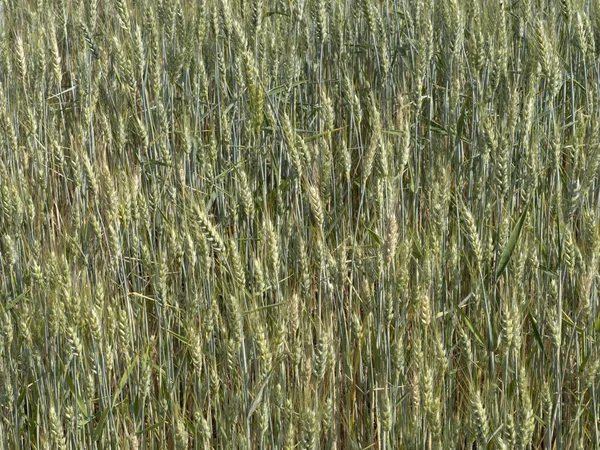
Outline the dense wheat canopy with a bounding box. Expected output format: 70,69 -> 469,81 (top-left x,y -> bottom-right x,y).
1,0 -> 600,448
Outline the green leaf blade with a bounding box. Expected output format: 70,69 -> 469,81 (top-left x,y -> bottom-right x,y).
496,206 -> 528,279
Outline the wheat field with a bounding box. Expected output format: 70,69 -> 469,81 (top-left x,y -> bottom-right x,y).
1,0 -> 600,448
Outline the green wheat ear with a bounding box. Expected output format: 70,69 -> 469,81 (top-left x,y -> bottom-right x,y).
1,0 -> 599,447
